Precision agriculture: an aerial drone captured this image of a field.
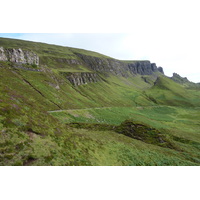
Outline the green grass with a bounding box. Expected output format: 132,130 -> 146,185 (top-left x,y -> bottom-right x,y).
145,76 -> 200,107
50,106 -> 200,138
50,105 -> 200,165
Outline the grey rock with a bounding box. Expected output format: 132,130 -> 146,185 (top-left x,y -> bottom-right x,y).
0,47 -> 39,65
171,73 -> 189,83
74,53 -> 129,77
170,73 -> 200,88
158,67 -> 164,74
151,63 -> 158,71
75,53 -> 164,77
24,50 -> 39,65
0,47 -> 8,61
64,72 -> 101,86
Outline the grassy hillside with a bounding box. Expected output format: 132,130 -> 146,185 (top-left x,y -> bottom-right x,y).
145,76 -> 200,107
0,37 -> 200,166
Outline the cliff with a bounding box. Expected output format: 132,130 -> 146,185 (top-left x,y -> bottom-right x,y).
128,62 -> 164,75
158,67 -> 164,74
62,72 -> 101,86
75,53 -> 164,77
171,73 -> 200,88
0,47 -> 39,65
0,38 -> 165,88
171,73 -> 189,84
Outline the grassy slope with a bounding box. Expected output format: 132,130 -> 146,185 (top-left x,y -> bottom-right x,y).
1,38 -> 200,166
145,76 -> 200,107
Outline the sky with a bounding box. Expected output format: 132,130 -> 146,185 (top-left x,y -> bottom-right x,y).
1,0 -> 200,83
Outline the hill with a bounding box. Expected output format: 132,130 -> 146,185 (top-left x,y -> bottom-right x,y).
0,37 -> 200,166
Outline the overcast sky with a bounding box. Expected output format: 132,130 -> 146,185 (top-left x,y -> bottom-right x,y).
1,0 -> 200,83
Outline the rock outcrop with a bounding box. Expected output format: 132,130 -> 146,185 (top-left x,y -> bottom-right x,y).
74,53 -> 164,77
170,73 -> 200,88
158,67 -> 164,74
1,45 -> 164,78
0,47 -> 7,61
128,61 -> 160,75
0,47 -> 39,65
62,72 -> 101,86
171,73 -> 189,84
74,53 -> 128,77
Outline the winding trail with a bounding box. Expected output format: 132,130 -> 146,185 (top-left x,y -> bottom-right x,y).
47,105 -> 167,113
48,106 -> 115,113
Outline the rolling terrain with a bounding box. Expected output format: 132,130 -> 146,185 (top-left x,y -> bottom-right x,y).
0,37 -> 200,166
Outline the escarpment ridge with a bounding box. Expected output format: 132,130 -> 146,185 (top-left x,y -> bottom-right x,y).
74,53 -> 164,77
0,38 -> 165,88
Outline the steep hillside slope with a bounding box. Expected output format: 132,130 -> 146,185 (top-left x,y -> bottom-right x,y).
0,37 -> 200,166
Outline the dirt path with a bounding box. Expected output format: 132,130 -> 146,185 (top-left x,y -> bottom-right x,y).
48,106 -> 114,113
47,105 -> 168,113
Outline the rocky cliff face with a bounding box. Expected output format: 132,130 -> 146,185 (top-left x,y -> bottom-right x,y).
74,53 -> 128,77
127,62 -> 162,75
0,47 -> 39,65
74,53 -> 164,77
62,72 -> 101,86
171,73 -> 189,84
158,67 -> 164,74
0,47 -> 7,61
0,45 -> 164,78
170,73 -> 200,88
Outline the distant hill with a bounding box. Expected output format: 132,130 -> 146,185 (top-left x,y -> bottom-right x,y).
171,72 -> 200,89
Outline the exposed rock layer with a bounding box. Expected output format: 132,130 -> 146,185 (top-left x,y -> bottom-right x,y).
170,73 -> 200,88
0,47 -> 39,65
158,67 -> 164,74
128,62 -> 161,75
171,73 -> 189,83
63,72 -> 101,86
0,45 -> 165,88
74,53 -> 164,77
1,46 -> 164,78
